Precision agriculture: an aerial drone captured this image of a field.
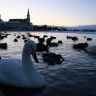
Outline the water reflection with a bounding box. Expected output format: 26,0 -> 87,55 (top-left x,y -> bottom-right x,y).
0,83 -> 45,96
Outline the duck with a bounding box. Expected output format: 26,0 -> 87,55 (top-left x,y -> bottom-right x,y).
42,52 -> 64,65
0,43 -> 7,49
58,40 -> 63,44
87,38 -> 92,41
46,39 -> 59,47
36,42 -> 49,52
73,42 -> 88,49
50,42 -> 59,47
67,36 -> 78,41
0,40 -> 45,96
14,38 -> 18,42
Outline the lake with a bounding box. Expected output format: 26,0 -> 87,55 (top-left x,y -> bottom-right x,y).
0,31 -> 96,96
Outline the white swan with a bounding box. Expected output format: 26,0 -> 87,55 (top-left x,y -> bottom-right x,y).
0,40 -> 45,88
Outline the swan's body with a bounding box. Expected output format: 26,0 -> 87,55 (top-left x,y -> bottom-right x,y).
0,40 -> 45,88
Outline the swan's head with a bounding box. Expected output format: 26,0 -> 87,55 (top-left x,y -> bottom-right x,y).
23,40 -> 39,63
24,40 -> 36,53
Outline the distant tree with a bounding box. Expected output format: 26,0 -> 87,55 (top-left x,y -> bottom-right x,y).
33,25 -> 67,31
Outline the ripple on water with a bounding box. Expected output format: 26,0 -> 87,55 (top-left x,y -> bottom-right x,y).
0,32 -> 96,96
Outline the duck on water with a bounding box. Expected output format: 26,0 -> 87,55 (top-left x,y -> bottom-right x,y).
42,52 -> 64,65
0,40 -> 45,96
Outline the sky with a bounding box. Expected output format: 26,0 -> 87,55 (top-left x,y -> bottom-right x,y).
0,0 -> 96,26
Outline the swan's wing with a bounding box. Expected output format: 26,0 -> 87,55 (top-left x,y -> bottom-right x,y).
0,58 -> 22,72
0,58 -> 31,87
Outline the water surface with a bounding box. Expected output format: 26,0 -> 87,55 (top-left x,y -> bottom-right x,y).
0,31 -> 96,96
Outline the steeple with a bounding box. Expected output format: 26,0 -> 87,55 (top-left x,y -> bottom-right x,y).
27,8 -> 30,23
27,8 -> 30,17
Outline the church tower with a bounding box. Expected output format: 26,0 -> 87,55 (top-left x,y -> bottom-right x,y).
26,8 -> 30,23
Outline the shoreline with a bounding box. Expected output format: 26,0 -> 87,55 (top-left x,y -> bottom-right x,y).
0,30 -> 96,35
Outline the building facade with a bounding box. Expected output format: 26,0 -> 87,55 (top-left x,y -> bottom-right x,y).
0,9 -> 33,31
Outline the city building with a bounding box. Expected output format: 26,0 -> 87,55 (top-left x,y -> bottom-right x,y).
0,9 -> 33,31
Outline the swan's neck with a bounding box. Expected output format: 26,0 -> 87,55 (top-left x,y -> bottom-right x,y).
22,49 -> 35,72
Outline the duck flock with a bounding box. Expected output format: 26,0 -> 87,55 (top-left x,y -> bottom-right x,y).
0,31 -> 95,65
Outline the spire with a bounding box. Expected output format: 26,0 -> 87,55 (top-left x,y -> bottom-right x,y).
27,8 -> 30,16
27,8 -> 30,23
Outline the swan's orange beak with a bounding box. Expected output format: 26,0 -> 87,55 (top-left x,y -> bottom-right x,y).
31,50 -> 39,63
31,49 -> 36,57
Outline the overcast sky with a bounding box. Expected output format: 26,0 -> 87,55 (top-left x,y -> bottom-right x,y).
0,0 -> 96,26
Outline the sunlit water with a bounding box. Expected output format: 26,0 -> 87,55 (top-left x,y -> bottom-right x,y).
0,31 -> 96,96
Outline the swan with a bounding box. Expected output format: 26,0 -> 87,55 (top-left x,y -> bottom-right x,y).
0,40 -> 45,95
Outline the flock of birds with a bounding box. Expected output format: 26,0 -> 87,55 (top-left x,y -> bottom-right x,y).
0,32 -> 66,96
0,32 -> 65,65
66,35 -> 96,54
0,32 -> 95,64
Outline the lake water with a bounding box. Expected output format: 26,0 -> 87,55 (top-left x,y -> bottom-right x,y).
0,31 -> 96,96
